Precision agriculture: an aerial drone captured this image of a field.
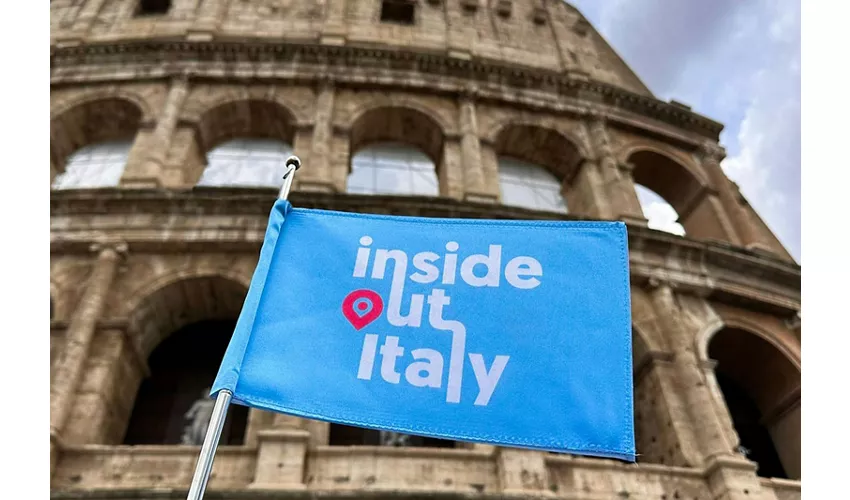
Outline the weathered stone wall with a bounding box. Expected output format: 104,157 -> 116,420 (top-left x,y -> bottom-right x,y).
50,0 -> 652,96
49,1 -> 801,499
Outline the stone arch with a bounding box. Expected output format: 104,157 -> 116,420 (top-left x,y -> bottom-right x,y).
704,324 -> 800,479
623,147 -> 716,238
484,118 -> 591,161
697,317 -> 800,370
50,88 -> 154,123
194,98 -> 299,154
617,143 -> 707,185
185,98 -> 300,187
492,124 -> 585,183
489,123 -> 586,213
126,272 -> 250,357
49,96 -> 144,179
345,97 -> 456,140
182,88 -> 310,127
121,274 -> 252,446
348,105 -> 447,167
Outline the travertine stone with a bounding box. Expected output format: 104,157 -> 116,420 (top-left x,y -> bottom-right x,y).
587,116 -> 646,223
49,240 -> 126,474
48,1 -> 800,498
250,429 -> 310,489
496,447 -> 553,496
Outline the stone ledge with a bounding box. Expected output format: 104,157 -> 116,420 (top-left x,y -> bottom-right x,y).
49,190 -> 800,313
48,39 -> 723,142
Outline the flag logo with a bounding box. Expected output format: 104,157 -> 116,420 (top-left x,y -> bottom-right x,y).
342,289 -> 384,330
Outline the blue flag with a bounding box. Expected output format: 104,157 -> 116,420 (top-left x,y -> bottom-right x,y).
212,200 -> 635,461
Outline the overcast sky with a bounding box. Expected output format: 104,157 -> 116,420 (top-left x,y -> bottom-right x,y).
570,0 -> 801,261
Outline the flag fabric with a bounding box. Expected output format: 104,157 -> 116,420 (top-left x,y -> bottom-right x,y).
212,200 -> 635,461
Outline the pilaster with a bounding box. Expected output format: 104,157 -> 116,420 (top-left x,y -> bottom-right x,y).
249,429 -> 310,489
647,280 -> 738,464
440,136 -> 465,200
496,448 -> 554,496
188,0 -> 231,40
296,83 -> 336,193
122,76 -> 190,188
565,159 -> 613,219
704,454 -> 767,500
459,96 -> 496,202
50,240 -> 127,475
587,116 -> 646,225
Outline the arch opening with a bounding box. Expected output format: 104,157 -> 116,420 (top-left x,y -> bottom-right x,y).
635,184 -> 686,236
198,138 -> 293,188
493,125 -> 581,213
347,142 -> 439,196
708,327 -> 800,479
628,150 -> 728,239
121,276 -> 251,446
328,423 -> 456,449
123,319 -> 248,446
346,107 -> 444,196
498,157 -> 568,213
195,100 -> 296,188
50,98 -> 142,188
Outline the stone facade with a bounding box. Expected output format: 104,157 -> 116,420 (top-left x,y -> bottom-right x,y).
50,1 -> 801,499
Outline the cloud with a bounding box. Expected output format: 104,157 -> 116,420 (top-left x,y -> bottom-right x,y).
571,0 -> 801,261
635,185 -> 685,236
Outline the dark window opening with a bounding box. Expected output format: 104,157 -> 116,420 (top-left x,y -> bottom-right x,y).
329,423 -> 455,448
716,373 -> 788,479
380,0 -> 415,25
123,319 -> 248,446
135,0 -> 171,17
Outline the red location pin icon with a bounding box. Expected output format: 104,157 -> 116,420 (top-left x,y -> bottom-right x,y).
342,289 -> 384,330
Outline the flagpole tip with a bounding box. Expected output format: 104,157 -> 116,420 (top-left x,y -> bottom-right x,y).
286,156 -> 301,170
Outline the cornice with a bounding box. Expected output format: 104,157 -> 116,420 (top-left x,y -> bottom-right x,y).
49,39 -> 724,142
50,189 -> 800,316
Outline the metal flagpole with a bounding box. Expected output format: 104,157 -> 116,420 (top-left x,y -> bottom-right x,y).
185,155 -> 301,500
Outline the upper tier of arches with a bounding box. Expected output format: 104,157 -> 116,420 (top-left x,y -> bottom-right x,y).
48,83 -> 790,260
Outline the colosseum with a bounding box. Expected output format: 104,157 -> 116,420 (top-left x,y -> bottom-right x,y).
49,1 -> 801,499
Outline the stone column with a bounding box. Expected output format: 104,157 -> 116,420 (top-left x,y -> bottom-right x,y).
647,280 -> 737,463
459,97 -> 497,203
321,0 -> 348,44
496,448 -> 553,496
479,141 -> 503,200
122,76 -> 190,188
189,0 -> 230,39
50,241 -> 126,474
698,143 -> 769,249
327,127 -> 351,193
565,159 -> 613,219
296,83 -> 336,192
704,454 -> 769,500
62,326 -> 149,446
440,136 -> 466,200
587,116 -> 646,225
249,429 -> 310,489
291,124 -> 314,188
69,0 -> 107,38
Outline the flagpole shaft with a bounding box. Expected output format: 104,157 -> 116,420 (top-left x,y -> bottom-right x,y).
186,390 -> 231,500
185,155 -> 301,500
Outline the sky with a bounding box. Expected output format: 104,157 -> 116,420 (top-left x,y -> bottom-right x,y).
569,0 -> 801,261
